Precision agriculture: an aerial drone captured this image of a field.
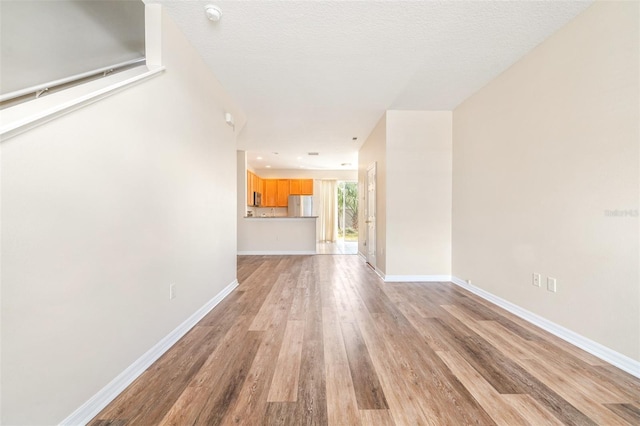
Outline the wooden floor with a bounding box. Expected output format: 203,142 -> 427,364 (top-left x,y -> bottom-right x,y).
92,255 -> 640,425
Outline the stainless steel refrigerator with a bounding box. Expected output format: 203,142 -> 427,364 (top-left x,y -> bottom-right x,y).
288,195 -> 313,217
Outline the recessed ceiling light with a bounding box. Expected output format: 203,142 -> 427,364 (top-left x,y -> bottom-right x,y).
266,165 -> 271,168
256,156 -> 263,160
296,156 -> 302,160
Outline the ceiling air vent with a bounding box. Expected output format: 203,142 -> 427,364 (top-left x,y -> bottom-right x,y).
308,152 -> 319,156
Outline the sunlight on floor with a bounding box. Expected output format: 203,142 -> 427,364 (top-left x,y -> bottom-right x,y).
316,241 -> 358,255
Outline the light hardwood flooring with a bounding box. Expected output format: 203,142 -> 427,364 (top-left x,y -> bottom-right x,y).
91,255 -> 640,425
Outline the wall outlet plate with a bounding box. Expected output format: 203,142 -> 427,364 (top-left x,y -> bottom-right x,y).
533,273 -> 541,287
169,284 -> 176,300
547,277 -> 557,293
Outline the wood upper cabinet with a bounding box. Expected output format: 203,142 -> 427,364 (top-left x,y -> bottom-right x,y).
276,179 -> 290,207
248,175 -> 312,207
247,171 -> 255,205
263,179 -> 278,207
247,171 -> 265,206
289,179 -> 301,195
255,175 -> 263,196
300,179 -> 313,195
289,179 -> 313,195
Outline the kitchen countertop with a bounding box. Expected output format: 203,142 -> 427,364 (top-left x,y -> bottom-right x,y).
244,216 -> 318,219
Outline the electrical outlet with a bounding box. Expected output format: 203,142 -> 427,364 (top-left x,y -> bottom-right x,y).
547,277 -> 557,293
466,279 -> 472,285
533,273 -> 541,287
169,284 -> 176,300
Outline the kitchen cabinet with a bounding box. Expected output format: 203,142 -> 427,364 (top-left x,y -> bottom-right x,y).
277,179 -> 290,207
289,179 -> 313,195
247,171 -> 255,205
263,179 -> 278,207
247,171 -> 264,206
253,173 -> 262,199
289,179 -> 301,195
300,179 -> 313,195
248,175 -> 312,207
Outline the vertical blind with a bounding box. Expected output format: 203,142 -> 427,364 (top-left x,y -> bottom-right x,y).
0,0 -> 145,102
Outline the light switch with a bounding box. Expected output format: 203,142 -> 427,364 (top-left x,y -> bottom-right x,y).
547,277 -> 557,293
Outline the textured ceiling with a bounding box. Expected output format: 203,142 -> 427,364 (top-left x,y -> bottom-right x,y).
150,0 -> 593,170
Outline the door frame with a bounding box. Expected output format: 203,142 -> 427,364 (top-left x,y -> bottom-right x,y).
365,162 -> 377,268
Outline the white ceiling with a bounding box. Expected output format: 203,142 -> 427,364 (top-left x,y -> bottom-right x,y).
150,0 -> 593,170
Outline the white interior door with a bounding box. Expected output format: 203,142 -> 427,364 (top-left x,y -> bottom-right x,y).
366,163 -> 377,268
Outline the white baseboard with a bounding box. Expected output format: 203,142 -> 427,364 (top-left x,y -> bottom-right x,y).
449,276 -> 640,379
59,279 -> 239,426
384,274 -> 452,283
237,250 -> 316,255
358,255 -> 385,280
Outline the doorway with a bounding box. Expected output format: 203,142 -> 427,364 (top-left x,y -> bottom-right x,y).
316,179 -> 358,255
337,181 -> 358,242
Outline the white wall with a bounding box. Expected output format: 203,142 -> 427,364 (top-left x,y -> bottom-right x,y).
453,1 -> 639,361
386,111 -> 452,277
358,114 -> 387,272
1,8 -> 243,425
254,168 -> 357,181
358,111 -> 453,278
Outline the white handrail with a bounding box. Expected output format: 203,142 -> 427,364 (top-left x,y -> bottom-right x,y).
0,57 -> 146,103
0,66 -> 165,141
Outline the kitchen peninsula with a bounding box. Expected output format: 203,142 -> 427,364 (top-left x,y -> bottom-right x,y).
239,216 -> 317,255
238,166 -> 318,255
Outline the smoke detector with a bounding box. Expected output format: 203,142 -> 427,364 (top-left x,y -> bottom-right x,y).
205,5 -> 222,22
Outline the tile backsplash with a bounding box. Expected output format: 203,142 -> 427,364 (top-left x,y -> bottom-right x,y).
247,207 -> 288,217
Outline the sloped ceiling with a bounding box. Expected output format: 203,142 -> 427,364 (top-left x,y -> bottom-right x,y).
150,0 -> 593,170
